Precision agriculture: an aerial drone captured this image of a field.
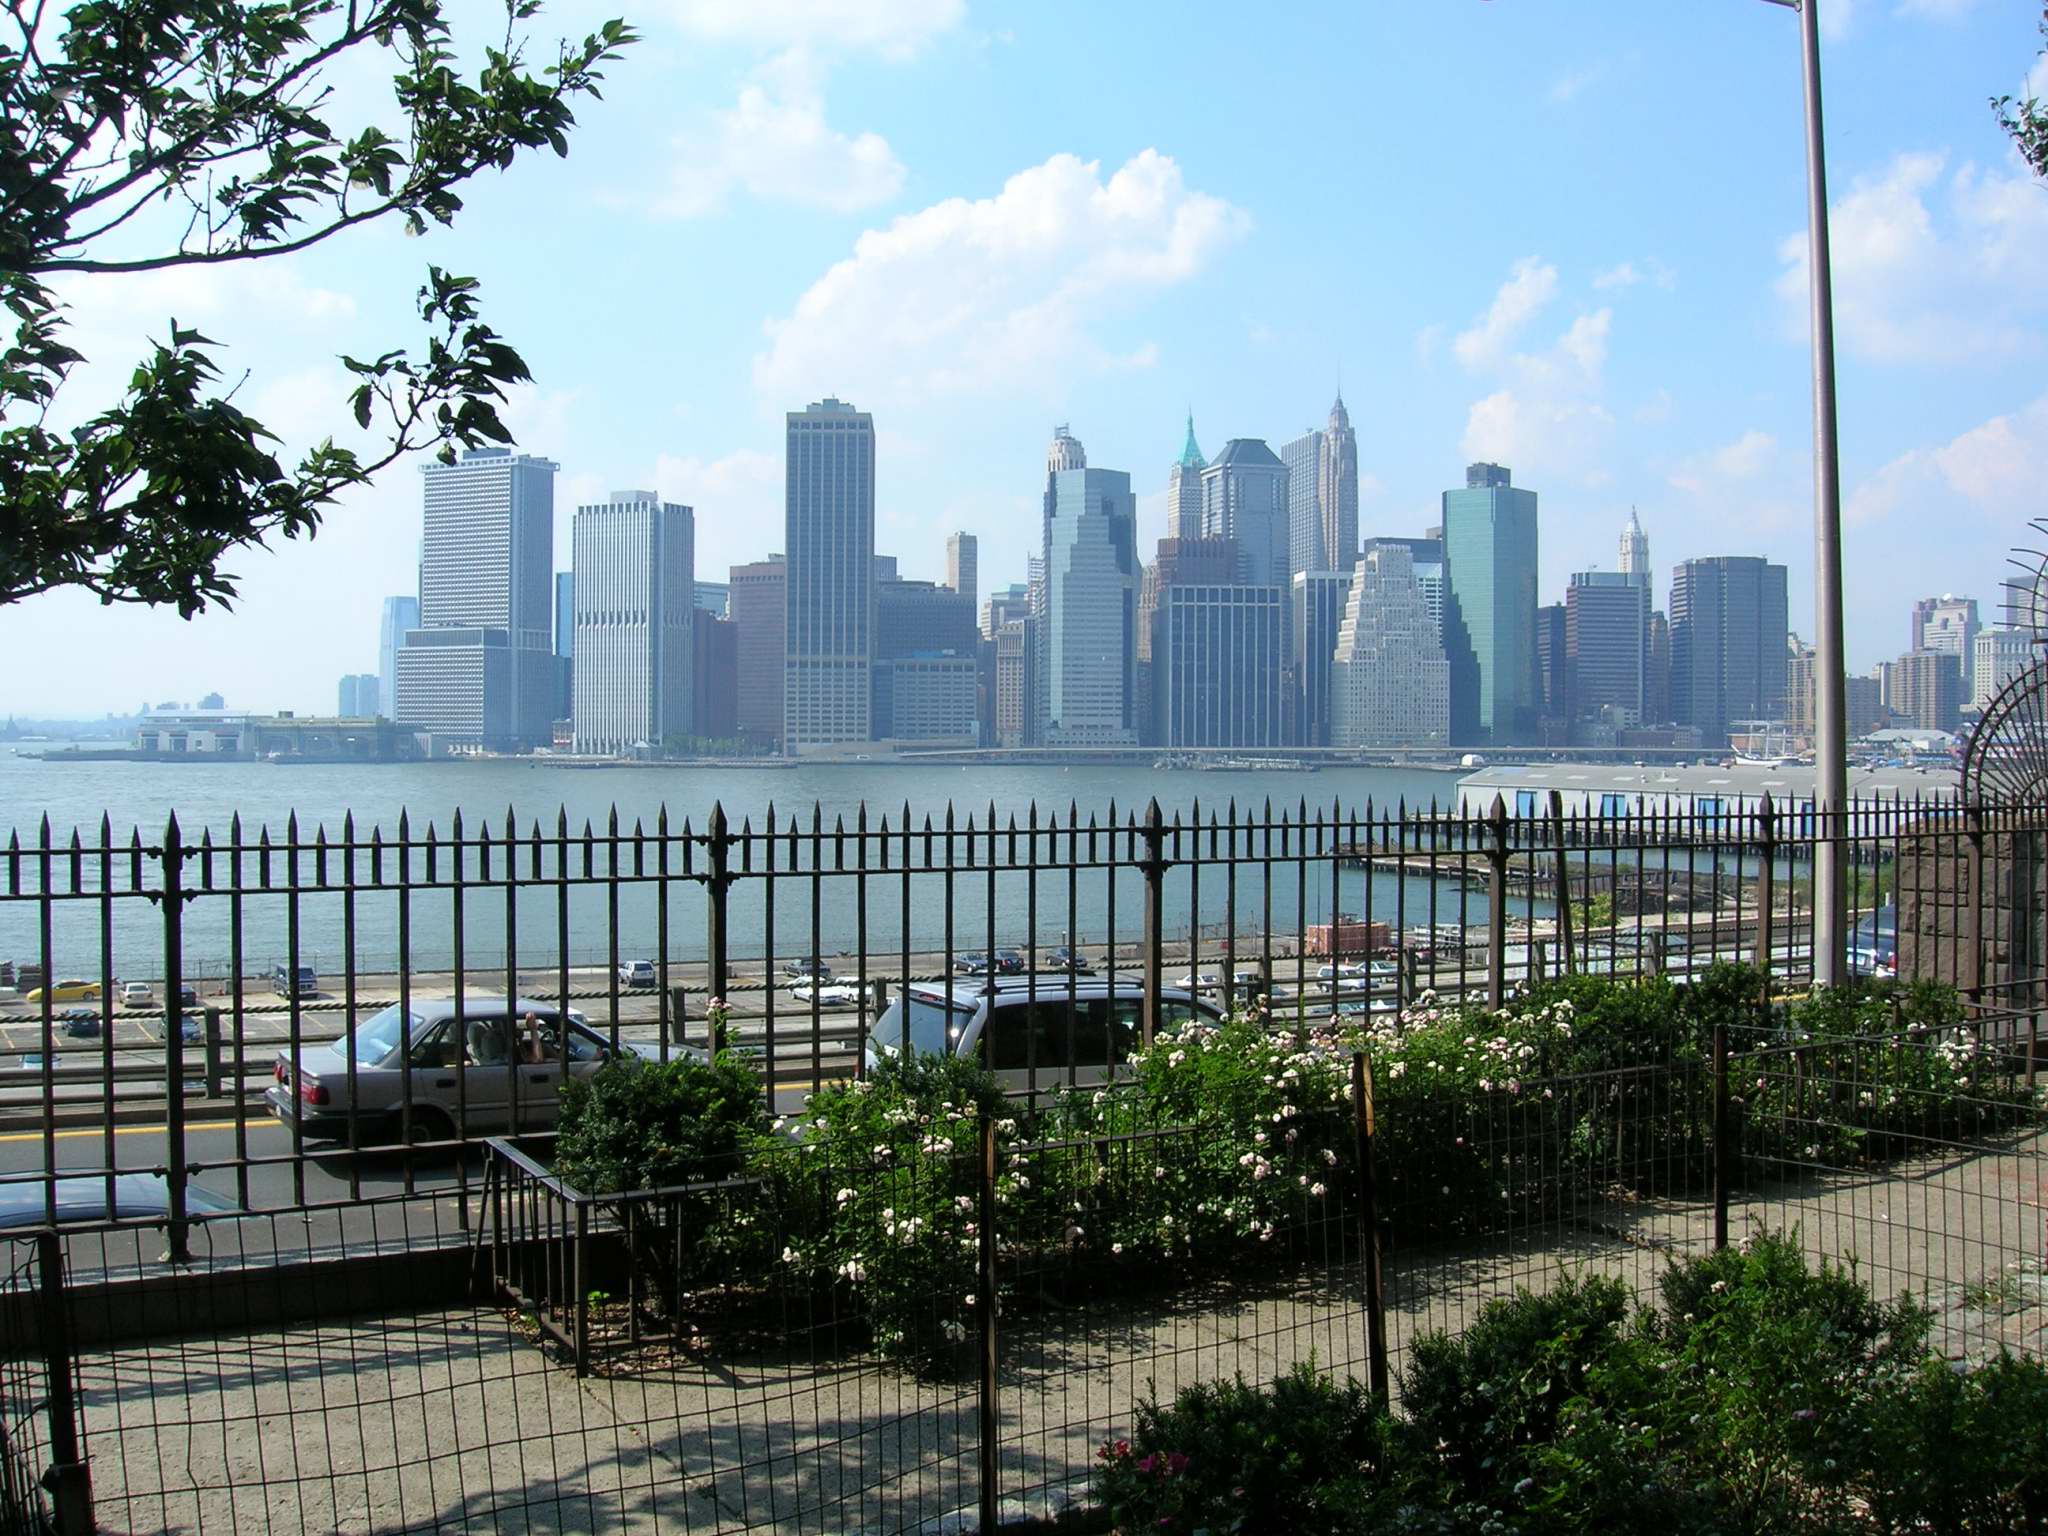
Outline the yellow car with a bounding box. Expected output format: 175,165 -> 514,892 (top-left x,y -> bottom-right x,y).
24,979 -> 101,1004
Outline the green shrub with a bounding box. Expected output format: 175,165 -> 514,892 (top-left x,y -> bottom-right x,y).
765,1049 -> 1015,1368
553,1049 -> 771,1194
1094,1361 -> 1388,1536
1859,1350 -> 2048,1533
1397,1272 -> 1633,1501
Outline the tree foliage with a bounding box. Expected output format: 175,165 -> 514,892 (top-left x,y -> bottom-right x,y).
0,0 -> 634,613
1995,5 -> 2048,181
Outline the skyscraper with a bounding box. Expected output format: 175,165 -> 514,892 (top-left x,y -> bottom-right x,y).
1440,462 -> 1539,746
1973,627 -> 2033,712
552,571 -> 574,724
729,557 -> 787,752
1565,571 -> 1651,733
1040,426 -> 1139,745
377,595 -> 418,723
1911,595 -> 1980,697
1889,650 -> 1963,732
1620,507 -> 1649,581
1668,556 -> 1790,745
1201,439 -> 1289,588
337,674 -> 380,717
945,532 -> 978,614
1363,536 -> 1444,639
1167,413 -> 1205,540
1140,537 -> 1241,747
1153,584 -> 1286,747
784,398 -> 876,751
1282,396 -> 1359,582
571,492 -> 694,756
1291,570 -> 1353,748
394,447 -> 557,750
1330,543 -> 1449,748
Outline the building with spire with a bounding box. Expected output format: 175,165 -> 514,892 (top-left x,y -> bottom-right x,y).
1280,394 -> 1359,583
1620,507 -> 1649,582
1168,413 -> 1205,540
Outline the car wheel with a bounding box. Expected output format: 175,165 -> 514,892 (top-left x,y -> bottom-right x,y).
403,1106 -> 457,1149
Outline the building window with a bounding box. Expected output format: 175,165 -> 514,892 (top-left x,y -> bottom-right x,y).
1599,794 -> 1628,819
1514,790 -> 1539,818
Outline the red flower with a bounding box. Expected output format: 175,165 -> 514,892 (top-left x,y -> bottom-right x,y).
1166,1452 -> 1190,1475
1136,1454 -> 1158,1475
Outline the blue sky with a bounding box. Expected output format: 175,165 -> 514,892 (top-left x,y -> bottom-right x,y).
6,0 -> 2048,716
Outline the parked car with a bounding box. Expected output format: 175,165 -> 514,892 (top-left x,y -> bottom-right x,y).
952,952 -> 994,976
177,983 -> 198,1007
782,959 -> 833,981
121,981 -> 154,1008
60,1008 -> 101,1038
271,963 -> 318,998
865,976 -> 1222,1092
267,996 -> 668,1142
24,979 -> 100,1004
1849,905 -> 1898,979
788,979 -> 863,1008
993,948 -> 1026,975
618,959 -> 658,989
1045,947 -> 1096,975
0,1174 -> 241,1229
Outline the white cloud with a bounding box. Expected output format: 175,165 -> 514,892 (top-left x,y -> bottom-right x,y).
658,55 -> 906,217
1776,151 -> 2048,364
1452,261 -> 1617,483
1846,396 -> 2048,526
2027,51 -> 2048,104
1594,258 -> 1676,292
665,0 -> 964,58
752,149 -> 1248,406
1666,430 -> 1777,497
1820,0 -> 1855,42
1453,258 -> 1556,371
1548,64 -> 1602,104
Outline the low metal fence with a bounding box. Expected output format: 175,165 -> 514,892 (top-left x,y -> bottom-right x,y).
0,1004 -> 2033,1532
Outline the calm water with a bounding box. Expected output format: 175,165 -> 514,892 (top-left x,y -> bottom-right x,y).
0,749 -> 1489,979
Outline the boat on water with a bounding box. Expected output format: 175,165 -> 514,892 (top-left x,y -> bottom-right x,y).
1151,754 -> 1318,773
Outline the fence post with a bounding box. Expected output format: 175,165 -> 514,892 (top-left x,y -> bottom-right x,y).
161,814 -> 191,1265
1351,1052 -> 1389,1408
1964,807 -> 1985,1009
664,985 -> 687,1064
1548,789 -> 1576,977
1754,793 -> 1777,990
36,1232 -> 91,1536
1711,1020 -> 1730,1251
1486,795 -> 1510,1010
1140,798 -> 1166,1049
976,1115 -> 999,1534
203,1005 -> 223,1098
705,801 -> 732,1015
573,1200 -> 591,1378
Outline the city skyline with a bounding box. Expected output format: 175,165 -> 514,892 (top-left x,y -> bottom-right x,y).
1,3 -> 2042,715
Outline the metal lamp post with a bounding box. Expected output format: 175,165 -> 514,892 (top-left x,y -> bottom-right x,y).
1761,0 -> 1850,985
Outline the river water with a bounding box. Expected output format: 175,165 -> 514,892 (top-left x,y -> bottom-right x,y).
0,749 -> 1496,980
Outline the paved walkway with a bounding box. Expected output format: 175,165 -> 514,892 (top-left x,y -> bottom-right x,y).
68,1130 -> 2046,1534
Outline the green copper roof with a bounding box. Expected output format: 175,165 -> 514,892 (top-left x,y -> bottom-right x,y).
1177,411 -> 1205,470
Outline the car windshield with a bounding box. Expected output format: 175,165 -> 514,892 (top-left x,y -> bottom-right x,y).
869,991 -> 971,1057
339,1003 -> 426,1064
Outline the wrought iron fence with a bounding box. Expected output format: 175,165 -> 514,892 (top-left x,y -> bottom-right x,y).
0,789 -> 2039,1251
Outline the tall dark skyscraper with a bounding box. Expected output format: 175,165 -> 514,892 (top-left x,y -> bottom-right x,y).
1669,556 -> 1790,745
394,447 -> 557,750
1201,439 -> 1288,588
784,398 -> 875,751
1565,570 -> 1651,733
729,556 -> 786,752
1282,395 -> 1359,583
1440,462 -> 1539,746
1291,569 -> 1352,747
1153,584 -> 1286,747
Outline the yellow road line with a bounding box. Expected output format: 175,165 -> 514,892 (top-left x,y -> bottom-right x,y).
0,1121 -> 286,1143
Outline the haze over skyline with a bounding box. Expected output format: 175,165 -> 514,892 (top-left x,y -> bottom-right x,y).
4,0 -> 2045,717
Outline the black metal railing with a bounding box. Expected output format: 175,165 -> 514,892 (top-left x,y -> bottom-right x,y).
0,789 -> 2040,1252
